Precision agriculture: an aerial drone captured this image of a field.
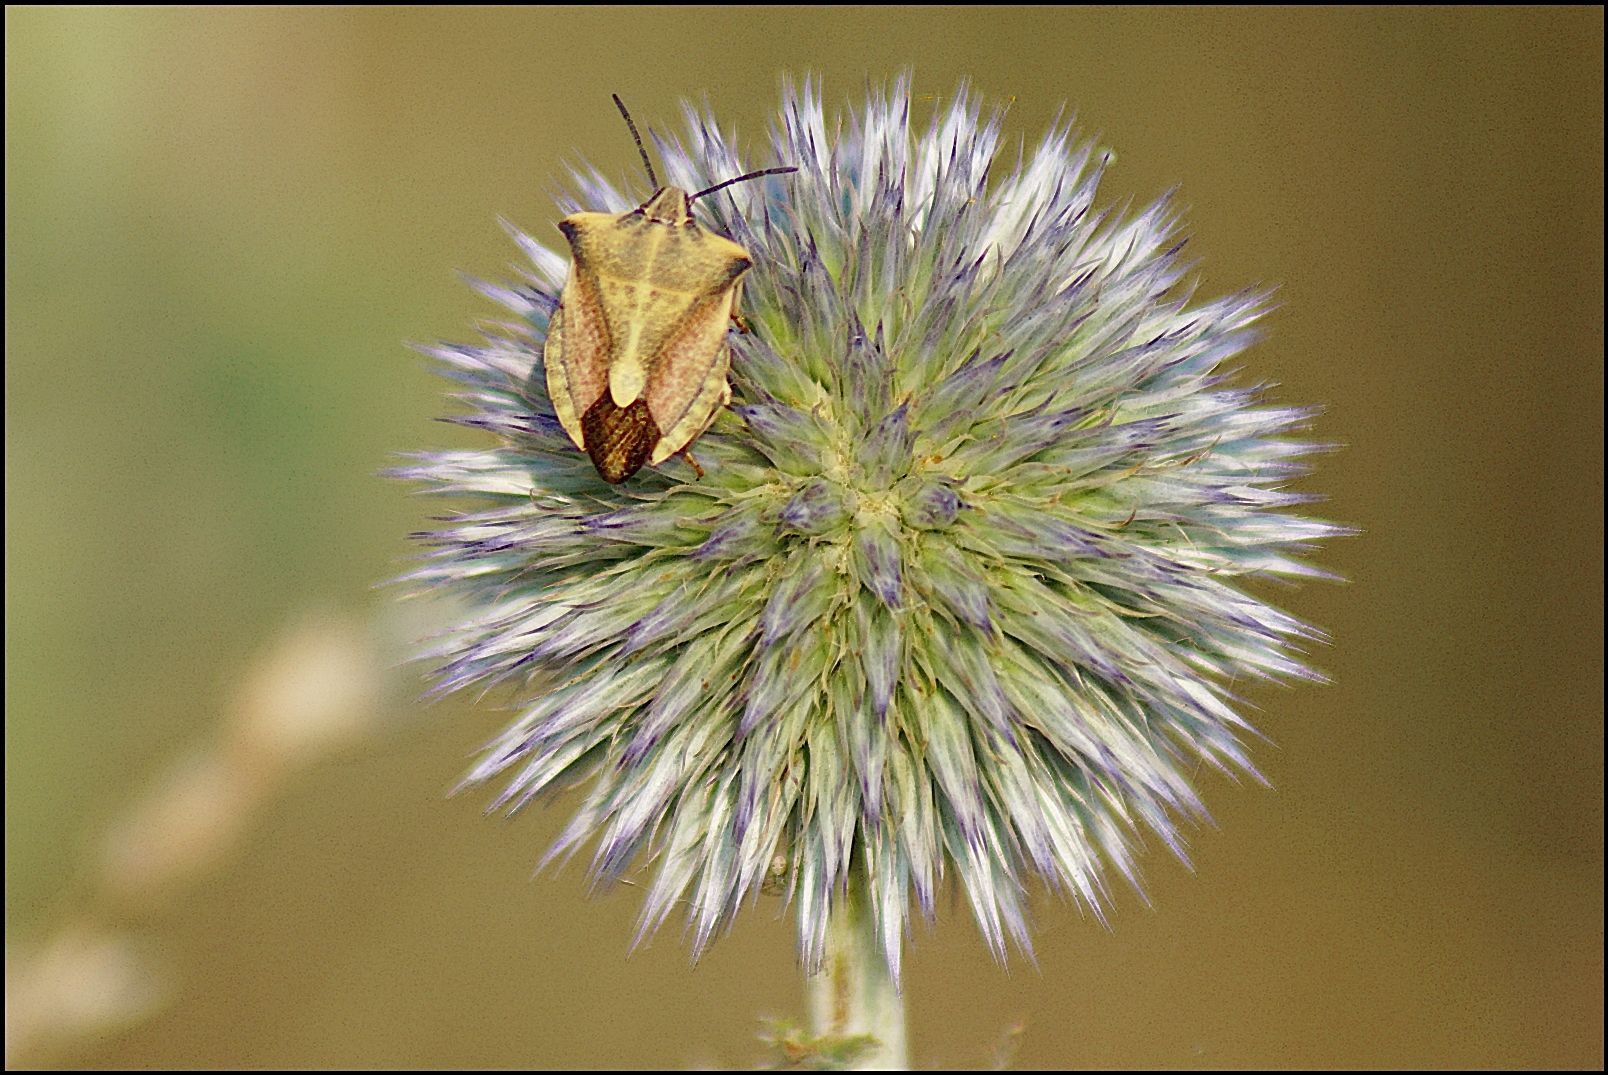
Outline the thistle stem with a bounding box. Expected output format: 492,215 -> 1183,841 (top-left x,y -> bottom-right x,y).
807,870 -> 907,1070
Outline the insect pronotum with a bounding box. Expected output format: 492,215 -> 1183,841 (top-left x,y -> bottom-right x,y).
543,95 -> 796,484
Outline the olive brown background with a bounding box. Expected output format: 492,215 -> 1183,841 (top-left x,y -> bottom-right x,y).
6,7 -> 1601,1068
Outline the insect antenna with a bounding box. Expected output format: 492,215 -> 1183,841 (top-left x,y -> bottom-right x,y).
691,167 -> 799,203
611,94 -> 659,189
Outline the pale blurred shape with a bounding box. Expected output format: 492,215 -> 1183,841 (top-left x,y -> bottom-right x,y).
4,927 -> 164,1066
99,611 -> 383,902
13,607 -> 413,1061
231,611 -> 383,764
99,750 -> 254,901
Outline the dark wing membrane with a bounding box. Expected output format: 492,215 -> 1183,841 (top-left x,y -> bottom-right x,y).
581,394 -> 661,484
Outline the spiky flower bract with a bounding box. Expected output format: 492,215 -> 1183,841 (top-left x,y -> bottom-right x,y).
399,78 -> 1342,982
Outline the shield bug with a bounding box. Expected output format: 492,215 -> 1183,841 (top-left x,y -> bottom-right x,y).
544,95 -> 796,484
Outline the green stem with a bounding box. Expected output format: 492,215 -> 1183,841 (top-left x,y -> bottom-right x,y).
807,869 -> 908,1070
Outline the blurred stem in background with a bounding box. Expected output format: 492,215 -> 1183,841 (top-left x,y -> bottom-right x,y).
5,602 -> 850,1068
4,608 -> 397,1066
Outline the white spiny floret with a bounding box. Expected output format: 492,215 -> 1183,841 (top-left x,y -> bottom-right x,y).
397,77 -> 1344,982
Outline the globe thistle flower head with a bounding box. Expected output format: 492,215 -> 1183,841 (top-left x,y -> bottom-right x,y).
399,77 -> 1343,982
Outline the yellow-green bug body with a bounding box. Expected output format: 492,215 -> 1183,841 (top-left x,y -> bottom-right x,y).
545,187 -> 748,484
544,97 -> 794,484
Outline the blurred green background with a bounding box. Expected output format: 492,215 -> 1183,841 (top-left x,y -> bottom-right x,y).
6,7 -> 1601,1068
